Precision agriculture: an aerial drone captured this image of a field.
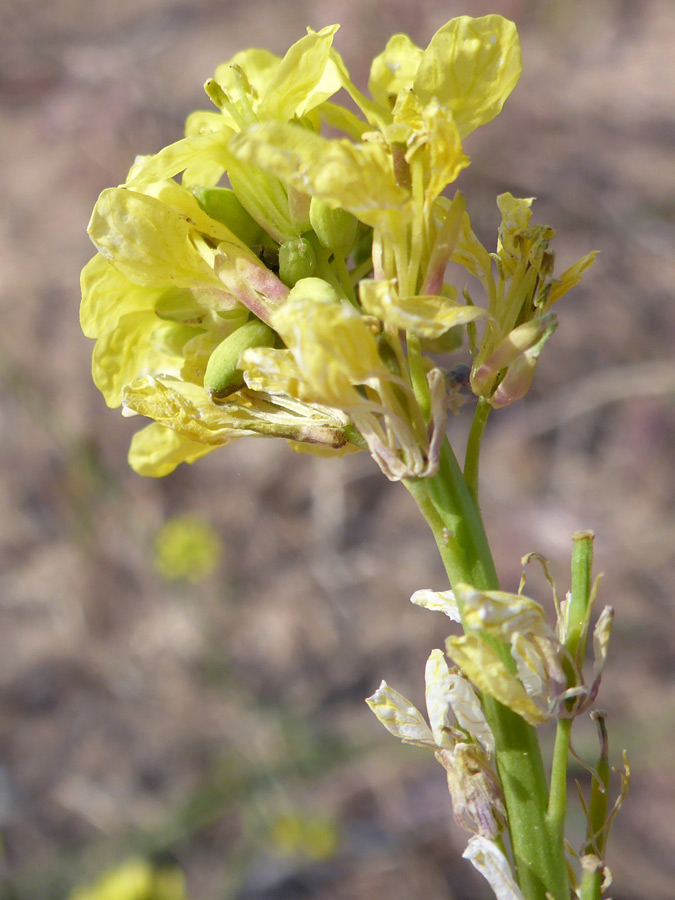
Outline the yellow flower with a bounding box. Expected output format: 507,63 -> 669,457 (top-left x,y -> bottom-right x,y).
82,17 -> 593,479
153,514 -> 222,582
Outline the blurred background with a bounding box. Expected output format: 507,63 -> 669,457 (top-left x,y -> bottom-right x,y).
2,0 -> 674,897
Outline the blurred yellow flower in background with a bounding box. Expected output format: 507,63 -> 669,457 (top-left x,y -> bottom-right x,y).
153,515 -> 222,582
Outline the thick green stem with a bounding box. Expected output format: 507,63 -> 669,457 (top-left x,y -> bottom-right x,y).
404,437 -> 569,900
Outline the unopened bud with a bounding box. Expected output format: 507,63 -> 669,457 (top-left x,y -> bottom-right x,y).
204,318 -> 277,398
193,187 -> 265,247
278,236 -> 317,287
287,277 -> 340,306
309,197 -> 358,252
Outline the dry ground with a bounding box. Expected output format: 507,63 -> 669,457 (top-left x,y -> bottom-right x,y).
1,0 -> 675,897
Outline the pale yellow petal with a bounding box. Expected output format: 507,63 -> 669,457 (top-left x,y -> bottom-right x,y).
80,254 -> 160,339
445,634 -> 549,726
92,312 -> 193,408
229,121 -> 410,228
87,188 -> 225,294
446,673 -> 494,756
259,25 -> 342,121
410,588 -> 461,621
366,680 -> 437,748
359,278 -> 486,338
463,836 -> 525,900
128,423 -> 217,477
414,16 -> 522,139
454,583 -> 553,641
425,650 -> 455,748
368,33 -> 423,109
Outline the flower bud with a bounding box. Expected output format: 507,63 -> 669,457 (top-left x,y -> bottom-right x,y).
278,236 -> 317,287
287,276 -> 341,306
204,318 -> 277,398
193,186 -> 265,247
309,197 -> 358,252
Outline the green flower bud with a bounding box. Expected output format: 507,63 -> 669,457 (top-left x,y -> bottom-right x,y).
288,277 -> 340,306
204,318 -> 277,398
278,236 -> 317,287
309,197 -> 358,252
193,186 -> 265,247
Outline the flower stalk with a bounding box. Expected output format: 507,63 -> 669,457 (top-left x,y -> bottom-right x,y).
405,439 -> 569,900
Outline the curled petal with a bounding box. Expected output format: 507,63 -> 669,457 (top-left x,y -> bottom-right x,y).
128,423 -> 217,477
425,650 -> 455,749
454,583 -> 554,641
359,279 -> 486,339
368,33 -> 423,109
446,634 -> 549,726
258,25 -> 342,121
410,588 -> 461,621
463,835 -> 525,900
88,188 -> 228,299
446,673 -> 494,756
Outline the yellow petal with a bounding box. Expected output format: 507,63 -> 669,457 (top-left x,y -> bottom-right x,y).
92,312 -> 193,408
446,634 -> 549,726
259,25 -> 342,121
366,680 -> 437,748
548,251 -> 598,305
88,188 -> 225,295
410,587 -> 461,621
229,121 -> 410,228
368,33 -> 424,109
80,254 -> 160,338
360,278 -> 486,338
125,129 -> 232,189
425,650 -> 455,748
454,583 -> 554,641
414,16 -> 522,139
240,346 -> 303,396
403,100 -> 469,202
213,47 -> 281,114
271,281 -> 390,408
128,423 -> 216,477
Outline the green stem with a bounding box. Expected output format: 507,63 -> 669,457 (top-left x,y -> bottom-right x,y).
464,397 -> 492,504
404,437 -> 569,900
548,532 -> 596,843
332,251 -> 357,306
567,531 -> 595,664
406,331 -> 431,421
547,717 -> 573,839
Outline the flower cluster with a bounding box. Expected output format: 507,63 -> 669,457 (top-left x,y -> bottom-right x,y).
81,15 -> 594,481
